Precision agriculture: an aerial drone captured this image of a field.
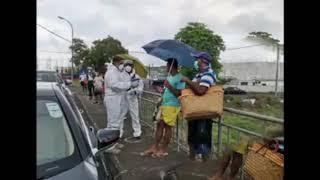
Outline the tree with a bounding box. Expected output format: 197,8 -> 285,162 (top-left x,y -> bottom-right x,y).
89,36 -> 128,71
246,31 -> 283,53
246,31 -> 284,96
174,22 -> 226,77
69,38 -> 90,68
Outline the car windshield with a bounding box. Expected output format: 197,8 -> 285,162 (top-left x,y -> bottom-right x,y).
37,72 -> 57,82
37,99 -> 75,166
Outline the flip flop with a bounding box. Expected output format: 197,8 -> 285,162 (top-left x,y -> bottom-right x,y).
207,177 -> 223,180
140,149 -> 155,157
152,151 -> 169,158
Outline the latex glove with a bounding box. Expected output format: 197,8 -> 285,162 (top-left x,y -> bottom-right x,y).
131,80 -> 139,88
135,90 -> 142,96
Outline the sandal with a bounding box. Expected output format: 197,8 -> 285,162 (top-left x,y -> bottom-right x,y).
140,148 -> 156,157
152,151 -> 169,158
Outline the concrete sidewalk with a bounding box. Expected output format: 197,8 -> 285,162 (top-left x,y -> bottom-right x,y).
71,86 -> 220,180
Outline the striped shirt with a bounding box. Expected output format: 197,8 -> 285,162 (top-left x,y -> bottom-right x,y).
192,68 -> 217,87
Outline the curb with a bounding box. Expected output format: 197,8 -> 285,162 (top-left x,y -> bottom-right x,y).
73,90 -> 99,130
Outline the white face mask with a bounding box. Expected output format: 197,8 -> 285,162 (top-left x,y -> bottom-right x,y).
118,64 -> 124,71
124,66 -> 132,73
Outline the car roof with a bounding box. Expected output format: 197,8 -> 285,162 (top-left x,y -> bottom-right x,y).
37,70 -> 56,73
37,82 -> 60,97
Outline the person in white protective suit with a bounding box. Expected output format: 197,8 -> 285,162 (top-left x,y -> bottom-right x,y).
104,56 -> 140,131
119,60 -> 144,139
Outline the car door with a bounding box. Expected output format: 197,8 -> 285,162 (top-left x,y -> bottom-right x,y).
63,89 -> 98,152
61,88 -> 122,180
59,90 -> 114,179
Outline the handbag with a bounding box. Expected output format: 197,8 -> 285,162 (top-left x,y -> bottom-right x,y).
243,139 -> 284,180
179,86 -> 224,120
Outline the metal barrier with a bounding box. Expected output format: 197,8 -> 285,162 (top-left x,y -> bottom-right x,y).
138,90 -> 284,157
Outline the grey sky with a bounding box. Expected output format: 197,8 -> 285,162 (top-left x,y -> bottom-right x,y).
37,0 -> 283,69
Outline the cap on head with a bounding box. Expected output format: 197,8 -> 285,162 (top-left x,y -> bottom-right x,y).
113,55 -> 124,63
191,52 -> 212,64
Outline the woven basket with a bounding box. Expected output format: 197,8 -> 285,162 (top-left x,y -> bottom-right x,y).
243,143 -> 284,180
178,86 -> 224,120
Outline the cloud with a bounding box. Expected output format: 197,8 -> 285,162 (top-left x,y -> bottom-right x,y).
37,0 -> 283,67
227,12 -> 283,42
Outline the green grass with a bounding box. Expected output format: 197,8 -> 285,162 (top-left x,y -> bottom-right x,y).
224,94 -> 283,118
73,79 -> 81,88
211,94 -> 284,150
149,93 -> 284,151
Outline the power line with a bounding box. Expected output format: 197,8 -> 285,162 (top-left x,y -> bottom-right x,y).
129,44 -> 266,54
37,24 -> 72,43
38,50 -> 71,54
225,44 -> 265,51
38,58 -> 70,61
221,59 -> 282,63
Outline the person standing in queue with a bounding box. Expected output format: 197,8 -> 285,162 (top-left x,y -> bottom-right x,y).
104,56 -> 140,132
93,72 -> 104,104
142,58 -> 185,158
119,60 -> 143,139
180,52 -> 217,162
87,68 -> 95,100
79,72 -> 88,95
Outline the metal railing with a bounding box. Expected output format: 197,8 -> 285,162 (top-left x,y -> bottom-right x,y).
138,90 -> 284,157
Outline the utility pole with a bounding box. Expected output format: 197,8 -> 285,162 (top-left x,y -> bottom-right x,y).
55,60 -> 58,72
275,44 -> 280,96
58,16 -> 74,81
46,58 -> 51,70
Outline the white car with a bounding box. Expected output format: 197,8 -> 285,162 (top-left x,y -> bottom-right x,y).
37,82 -> 120,180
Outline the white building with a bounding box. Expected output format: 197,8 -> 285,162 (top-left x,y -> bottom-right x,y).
221,62 -> 283,81
221,62 -> 284,93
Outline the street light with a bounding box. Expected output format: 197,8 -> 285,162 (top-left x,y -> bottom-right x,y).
58,16 -> 74,81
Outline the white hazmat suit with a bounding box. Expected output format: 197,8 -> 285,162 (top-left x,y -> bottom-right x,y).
119,69 -> 143,138
104,64 -> 138,131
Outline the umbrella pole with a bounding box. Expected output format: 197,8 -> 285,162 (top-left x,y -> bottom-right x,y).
162,61 -> 174,93
167,61 -> 174,77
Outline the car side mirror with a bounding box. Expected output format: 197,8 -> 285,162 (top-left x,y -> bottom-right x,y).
96,129 -> 120,150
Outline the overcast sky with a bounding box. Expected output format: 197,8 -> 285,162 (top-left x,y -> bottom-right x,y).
37,0 -> 283,70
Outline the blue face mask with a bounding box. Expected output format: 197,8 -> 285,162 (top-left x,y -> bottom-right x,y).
194,61 -> 199,71
195,61 -> 210,72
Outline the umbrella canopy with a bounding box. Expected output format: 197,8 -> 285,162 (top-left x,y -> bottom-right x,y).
116,54 -> 148,78
142,39 -> 199,68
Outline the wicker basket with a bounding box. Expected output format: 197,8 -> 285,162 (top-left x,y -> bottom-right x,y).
243,143 -> 284,180
178,86 -> 224,120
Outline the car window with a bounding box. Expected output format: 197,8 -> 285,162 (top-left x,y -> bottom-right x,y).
64,92 -> 98,150
37,99 -> 75,165
37,72 -> 57,82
